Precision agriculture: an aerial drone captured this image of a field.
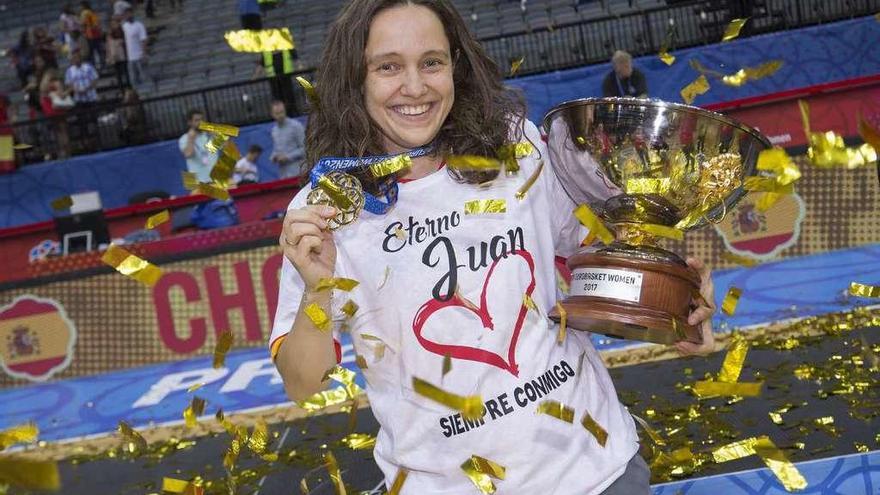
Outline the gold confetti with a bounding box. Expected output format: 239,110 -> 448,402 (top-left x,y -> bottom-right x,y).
0,423 -> 38,451
522,293 -> 538,312
692,380 -> 762,398
296,76 -> 319,106
447,154 -> 504,171
413,377 -> 484,420
378,265 -> 391,290
247,419 -> 270,455
369,154 -> 412,177
659,50 -> 675,65
186,383 -> 204,393
101,244 -> 163,286
388,468 -> 408,495
536,400 -> 574,423
849,282 -> 880,298
315,278 -> 360,292
213,331 -> 233,368
681,75 -> 710,105
442,353 -> 452,377
721,252 -> 759,267
581,412 -> 609,446
341,299 -> 359,317
858,115 -> 880,152
496,142 -> 534,173
757,148 -> 800,185
464,199 -> 506,214
326,365 -> 360,398
224,28 -> 294,52
721,287 -> 742,316
394,227 -> 406,240
324,451 -> 347,495
460,455 -> 506,494
13,142 -> 33,150
639,223 -> 684,241
299,387 -> 351,411
50,195 -> 72,210
145,210 -> 170,229
509,56 -> 524,76
555,302 -> 567,344
0,459 -> 60,490
162,477 -> 204,494
713,437 -> 759,462
197,122 -> 239,137
209,142 -> 238,185
800,100 -> 878,168
341,433 -> 375,450
117,421 -> 147,452
183,397 -> 206,428
718,333 -> 748,383
316,174 -> 356,210
304,303 -> 331,331
753,437 -> 808,491
721,61 -> 783,87
204,133 -> 229,154
573,204 -> 614,245
721,18 -> 748,41
626,177 -> 671,195
355,354 -> 368,369
515,160 -> 544,200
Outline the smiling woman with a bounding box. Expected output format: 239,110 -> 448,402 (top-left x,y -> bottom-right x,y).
271,0 -> 715,493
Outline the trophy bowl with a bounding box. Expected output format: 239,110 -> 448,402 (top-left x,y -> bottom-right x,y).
543,97 -> 771,344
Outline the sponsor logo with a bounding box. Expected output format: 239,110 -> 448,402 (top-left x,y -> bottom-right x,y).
714,192 -> 806,260
0,295 -> 77,382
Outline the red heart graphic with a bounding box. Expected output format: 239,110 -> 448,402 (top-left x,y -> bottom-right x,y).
411,250 -> 536,377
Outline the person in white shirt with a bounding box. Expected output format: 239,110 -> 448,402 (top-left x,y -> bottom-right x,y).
271,1 -> 716,494
233,144 -> 261,185
178,109 -> 217,183
121,7 -> 147,88
64,50 -> 99,103
113,0 -> 132,17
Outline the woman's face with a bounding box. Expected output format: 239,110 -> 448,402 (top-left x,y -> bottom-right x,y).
363,4 -> 454,153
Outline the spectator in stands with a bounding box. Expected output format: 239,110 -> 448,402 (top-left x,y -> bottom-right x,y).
80,1 -> 104,68
105,17 -> 129,93
41,76 -> 73,159
239,0 -> 263,29
122,7 -> 148,89
22,56 -> 51,119
119,87 -> 147,144
601,50 -> 648,98
113,0 -> 132,18
268,101 -> 305,178
68,29 -> 92,64
65,50 -> 99,105
234,144 -> 262,185
179,109 -> 217,183
7,30 -> 35,88
59,4 -> 81,54
32,27 -> 60,69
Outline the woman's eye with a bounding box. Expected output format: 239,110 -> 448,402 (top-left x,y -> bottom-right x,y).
423,59 -> 444,70
379,63 -> 399,73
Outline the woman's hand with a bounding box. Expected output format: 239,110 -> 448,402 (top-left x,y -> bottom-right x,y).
675,257 -> 717,356
280,205 -> 338,290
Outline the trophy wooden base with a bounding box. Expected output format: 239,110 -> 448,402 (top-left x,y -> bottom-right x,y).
549,248 -> 703,345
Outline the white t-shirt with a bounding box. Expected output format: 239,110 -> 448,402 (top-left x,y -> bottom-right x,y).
122,19 -> 147,61
233,157 -> 258,184
270,120 -> 639,494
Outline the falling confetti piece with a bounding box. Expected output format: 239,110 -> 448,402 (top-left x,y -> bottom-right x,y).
388,468 -> 408,495
464,199 -> 507,214
446,154 -> 504,171
718,333 -> 748,383
186,383 -> 204,393
213,331 -> 233,368
849,282 -> 880,298
681,75 -> 710,105
304,303 -> 331,331
581,412 -> 608,446
460,455 -> 506,494
341,299 -> 359,317
183,397 -> 206,428
721,18 -> 748,41
0,459 -> 60,490
442,353 -> 452,377
496,142 -> 534,173
573,204 -> 614,245
370,154 -> 412,178
692,380 -> 763,398
101,244 -> 163,286
296,76 -> 319,107
659,50 -> 676,65
341,433 -> 376,450
413,377 -> 484,420
315,277 -> 360,292
197,122 -> 239,137
324,451 -> 347,495
720,61 -> 783,87
721,287 -> 742,316
51,195 -> 72,210
145,210 -> 170,229
536,400 -> 574,423
720,252 -> 759,267
555,302 -> 567,344
0,423 -> 38,451
224,28 -> 294,52
509,56 -> 524,76
515,160 -> 544,200
117,421 -> 147,452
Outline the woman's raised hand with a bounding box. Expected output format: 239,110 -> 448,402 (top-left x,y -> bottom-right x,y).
280,205 -> 338,290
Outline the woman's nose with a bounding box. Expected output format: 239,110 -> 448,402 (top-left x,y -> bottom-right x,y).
400,67 -> 428,98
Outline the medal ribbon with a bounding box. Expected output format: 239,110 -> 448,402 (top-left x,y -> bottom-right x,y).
310,146 -> 434,215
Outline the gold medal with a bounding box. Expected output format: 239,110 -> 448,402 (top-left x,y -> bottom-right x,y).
306,172 -> 365,230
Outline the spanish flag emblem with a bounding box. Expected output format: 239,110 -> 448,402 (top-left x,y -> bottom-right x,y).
0,296 -> 76,382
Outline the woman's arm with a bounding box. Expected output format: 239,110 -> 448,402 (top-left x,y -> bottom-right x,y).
274,289 -> 337,401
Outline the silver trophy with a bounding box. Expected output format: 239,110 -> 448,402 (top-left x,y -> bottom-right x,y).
544,97 -> 771,344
